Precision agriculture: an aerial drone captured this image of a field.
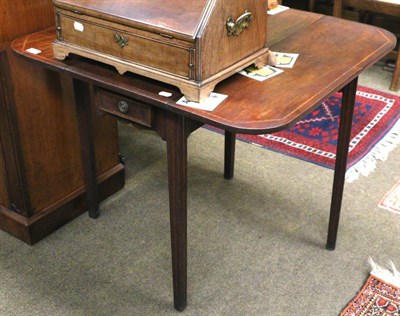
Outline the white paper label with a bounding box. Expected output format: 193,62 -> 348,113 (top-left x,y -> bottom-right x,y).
267,5 -> 290,15
26,48 -> 42,55
74,21 -> 84,32
176,92 -> 228,111
159,91 -> 173,97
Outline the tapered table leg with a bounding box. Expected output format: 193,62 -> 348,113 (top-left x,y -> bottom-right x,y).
72,79 -> 100,219
326,77 -> 358,250
165,112 -> 188,311
224,131 -> 236,179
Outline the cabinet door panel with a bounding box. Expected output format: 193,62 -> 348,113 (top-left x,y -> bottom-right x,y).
9,53 -> 120,213
0,0 -> 124,243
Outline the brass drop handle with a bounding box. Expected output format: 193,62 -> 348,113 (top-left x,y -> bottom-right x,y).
226,10 -> 253,37
118,100 -> 129,113
114,33 -> 128,48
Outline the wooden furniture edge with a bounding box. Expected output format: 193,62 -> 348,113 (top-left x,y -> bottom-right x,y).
52,40 -> 269,103
12,19 -> 395,134
0,163 -> 124,245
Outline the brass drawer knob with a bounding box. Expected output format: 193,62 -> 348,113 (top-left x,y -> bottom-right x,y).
118,100 -> 129,113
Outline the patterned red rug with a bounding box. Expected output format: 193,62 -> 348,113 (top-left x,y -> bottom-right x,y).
379,180 -> 400,215
224,86 -> 400,182
340,260 -> 400,315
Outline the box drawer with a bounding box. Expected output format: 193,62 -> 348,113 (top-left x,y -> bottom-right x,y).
56,9 -> 194,79
97,88 -> 152,127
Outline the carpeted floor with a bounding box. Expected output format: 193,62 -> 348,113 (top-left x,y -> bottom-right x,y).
0,64 -> 399,315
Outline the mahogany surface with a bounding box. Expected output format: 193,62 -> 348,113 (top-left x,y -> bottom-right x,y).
12,9 -> 396,310
0,0 -> 54,52
13,12 -> 394,134
0,0 -> 124,244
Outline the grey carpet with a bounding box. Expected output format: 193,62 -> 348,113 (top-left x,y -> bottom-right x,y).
0,64 -> 399,316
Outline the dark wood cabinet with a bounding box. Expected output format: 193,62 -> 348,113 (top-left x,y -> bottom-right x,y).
0,0 -> 124,244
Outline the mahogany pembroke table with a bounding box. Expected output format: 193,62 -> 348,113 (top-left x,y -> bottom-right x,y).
12,9 -> 395,312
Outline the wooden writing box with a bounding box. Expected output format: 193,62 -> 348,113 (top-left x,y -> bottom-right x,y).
53,0 -> 269,102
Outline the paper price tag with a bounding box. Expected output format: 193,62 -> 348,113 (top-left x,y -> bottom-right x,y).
239,65 -> 284,81
159,91 -> 173,97
267,5 -> 290,15
273,52 -> 299,68
176,92 -> 227,111
26,48 -> 42,55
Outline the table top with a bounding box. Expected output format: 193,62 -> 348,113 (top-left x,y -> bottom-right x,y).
12,10 -> 395,134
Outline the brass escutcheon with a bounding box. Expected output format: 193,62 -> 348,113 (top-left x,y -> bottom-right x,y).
226,10 -> 252,37
118,100 -> 129,113
114,33 -> 128,48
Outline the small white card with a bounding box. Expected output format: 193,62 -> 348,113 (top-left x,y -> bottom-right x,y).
158,91 -> 172,97
239,65 -> 284,81
267,5 -> 290,15
273,52 -> 299,68
74,21 -> 84,32
176,92 -> 228,111
26,48 -> 42,55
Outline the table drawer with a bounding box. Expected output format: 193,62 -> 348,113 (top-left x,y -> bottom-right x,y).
97,88 -> 152,127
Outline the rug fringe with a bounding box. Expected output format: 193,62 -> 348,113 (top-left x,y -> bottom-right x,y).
369,258 -> 400,288
346,119 -> 400,183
